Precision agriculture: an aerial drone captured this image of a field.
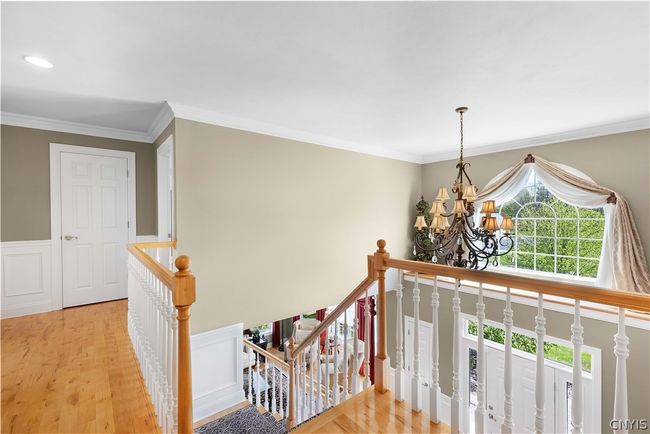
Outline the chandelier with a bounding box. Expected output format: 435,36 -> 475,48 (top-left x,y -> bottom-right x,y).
413,107 -> 514,270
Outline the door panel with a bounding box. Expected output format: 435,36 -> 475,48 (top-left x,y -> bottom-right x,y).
485,346 -> 554,433
61,152 -> 128,307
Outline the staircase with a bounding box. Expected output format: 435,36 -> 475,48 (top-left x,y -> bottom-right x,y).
128,239 -> 650,433
194,404 -> 286,434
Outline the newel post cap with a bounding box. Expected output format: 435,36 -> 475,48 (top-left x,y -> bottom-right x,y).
175,255 -> 191,273
173,255 -> 196,307
374,239 -> 389,271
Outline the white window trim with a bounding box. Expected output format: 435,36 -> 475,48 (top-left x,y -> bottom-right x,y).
49,143 -> 137,311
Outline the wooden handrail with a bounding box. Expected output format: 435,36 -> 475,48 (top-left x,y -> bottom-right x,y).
404,272 -> 650,320
127,242 -> 176,288
243,339 -> 290,369
290,261 -> 376,358
386,257 -> 650,312
128,241 -> 196,434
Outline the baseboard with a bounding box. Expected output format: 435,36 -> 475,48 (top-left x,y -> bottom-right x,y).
136,235 -> 159,243
191,322 -> 246,422
1,240 -> 54,319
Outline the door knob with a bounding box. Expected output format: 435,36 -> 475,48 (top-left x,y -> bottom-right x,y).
64,235 -> 78,241
488,404 -> 494,410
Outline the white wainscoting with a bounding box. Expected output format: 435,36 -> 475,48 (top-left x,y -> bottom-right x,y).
1,236 -> 158,319
1,240 -> 53,318
191,322 -> 245,422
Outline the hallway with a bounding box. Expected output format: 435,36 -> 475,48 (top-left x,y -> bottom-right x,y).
1,300 -> 159,433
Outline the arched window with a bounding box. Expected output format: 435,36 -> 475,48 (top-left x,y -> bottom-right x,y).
496,171 -> 605,279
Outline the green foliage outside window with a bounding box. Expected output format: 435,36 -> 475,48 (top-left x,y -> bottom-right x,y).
497,175 -> 605,278
467,320 -> 591,372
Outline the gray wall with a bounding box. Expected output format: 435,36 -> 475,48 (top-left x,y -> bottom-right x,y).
1,124 -> 157,240
422,129 -> 650,269
387,282 -> 650,433
173,118 -> 422,333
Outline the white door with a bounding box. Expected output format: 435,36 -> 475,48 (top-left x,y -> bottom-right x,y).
404,316 -> 435,416
485,346 -> 554,433
157,136 -> 174,269
556,367 -> 596,433
61,152 -> 129,307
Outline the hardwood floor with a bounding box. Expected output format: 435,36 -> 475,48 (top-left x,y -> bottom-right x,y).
1,300 -> 159,433
293,386 -> 451,433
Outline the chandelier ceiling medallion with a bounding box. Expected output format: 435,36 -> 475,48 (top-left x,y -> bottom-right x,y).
413,107 -> 514,270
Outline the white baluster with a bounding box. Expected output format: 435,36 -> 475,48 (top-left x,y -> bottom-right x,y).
325,337 -> 330,408
256,349 -> 261,409
430,275 -> 441,424
247,346 -> 253,403
412,272 -> 422,412
613,308 -> 629,434
451,279 -> 463,434
301,349 -> 307,421
343,310 -> 349,401
501,287 -> 514,433
395,269 -> 405,402
535,293 -> 546,434
310,343 -> 315,418
571,301 -> 584,434
352,311 -> 359,395
316,341 -> 322,413
475,282 -> 486,433
364,290 -> 371,390
266,359 -> 278,413
333,318 -> 340,405
279,364 -> 284,418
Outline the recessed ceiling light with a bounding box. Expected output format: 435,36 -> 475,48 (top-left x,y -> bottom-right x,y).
24,56 -> 53,69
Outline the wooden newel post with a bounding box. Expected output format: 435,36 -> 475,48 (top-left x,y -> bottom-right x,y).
374,239 -> 390,393
173,255 -> 196,434
287,337 -> 296,428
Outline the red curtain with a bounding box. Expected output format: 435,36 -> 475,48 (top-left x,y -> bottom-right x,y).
356,296 -> 376,383
272,321 -> 281,347
316,308 -> 327,352
292,315 -> 300,322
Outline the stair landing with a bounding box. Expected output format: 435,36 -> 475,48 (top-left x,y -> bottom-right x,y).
292,386 -> 451,433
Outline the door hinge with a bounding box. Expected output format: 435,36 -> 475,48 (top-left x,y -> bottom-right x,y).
127,169 -> 130,177
127,221 -> 130,228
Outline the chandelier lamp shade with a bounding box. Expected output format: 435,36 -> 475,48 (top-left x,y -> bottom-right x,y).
413,107 -> 514,270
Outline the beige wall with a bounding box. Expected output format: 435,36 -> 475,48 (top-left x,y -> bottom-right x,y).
422,129 -> 650,269
173,118 -> 422,333
0,125 -> 157,240
387,282 -> 650,433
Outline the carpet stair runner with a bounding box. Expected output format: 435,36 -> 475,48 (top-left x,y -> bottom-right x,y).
194,404 -> 287,434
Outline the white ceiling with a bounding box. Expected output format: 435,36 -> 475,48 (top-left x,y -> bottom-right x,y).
2,2 -> 648,161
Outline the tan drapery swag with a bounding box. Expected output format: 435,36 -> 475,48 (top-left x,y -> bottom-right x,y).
477,154 -> 650,294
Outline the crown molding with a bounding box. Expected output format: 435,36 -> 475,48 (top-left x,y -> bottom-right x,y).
168,102 -> 423,163
422,116 -> 650,164
147,103 -> 175,142
0,111 -> 152,143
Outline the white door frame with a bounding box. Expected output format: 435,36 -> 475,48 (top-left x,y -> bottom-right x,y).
157,135 -> 174,241
49,143 -> 136,310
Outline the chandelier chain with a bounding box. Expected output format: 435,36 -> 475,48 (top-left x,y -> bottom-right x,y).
459,110 -> 464,161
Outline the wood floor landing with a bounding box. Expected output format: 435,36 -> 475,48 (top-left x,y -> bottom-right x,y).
292,386 -> 451,433
1,300 -> 159,433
